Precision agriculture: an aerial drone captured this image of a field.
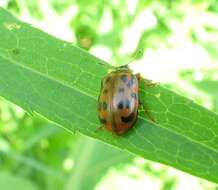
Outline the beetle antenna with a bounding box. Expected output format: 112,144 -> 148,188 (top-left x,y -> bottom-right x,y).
127,49 -> 143,65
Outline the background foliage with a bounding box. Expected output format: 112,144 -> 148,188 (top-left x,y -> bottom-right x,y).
0,0 -> 218,189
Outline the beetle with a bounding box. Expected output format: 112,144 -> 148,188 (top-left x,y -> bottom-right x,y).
97,67 -> 154,135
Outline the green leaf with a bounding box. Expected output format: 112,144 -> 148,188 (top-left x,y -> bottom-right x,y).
0,172 -> 38,190
192,80 -> 218,97
0,8 -> 218,184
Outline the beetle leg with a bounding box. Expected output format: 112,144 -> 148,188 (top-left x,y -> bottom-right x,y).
143,108 -> 156,123
143,78 -> 159,88
95,126 -> 104,133
136,74 -> 159,88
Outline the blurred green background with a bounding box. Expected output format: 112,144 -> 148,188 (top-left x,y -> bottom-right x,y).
0,0 -> 218,189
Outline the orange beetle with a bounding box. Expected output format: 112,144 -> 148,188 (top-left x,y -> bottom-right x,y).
97,67 -> 140,135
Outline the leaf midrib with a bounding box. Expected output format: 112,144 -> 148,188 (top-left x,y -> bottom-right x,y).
0,51 -> 97,100
0,53 -> 98,128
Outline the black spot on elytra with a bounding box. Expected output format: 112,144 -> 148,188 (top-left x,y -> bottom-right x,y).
127,78 -> 134,88
120,75 -> 128,83
118,99 -> 130,110
102,102 -> 107,110
125,99 -> 130,109
118,88 -> 125,93
99,117 -> 107,124
118,101 -> 124,109
121,113 -> 135,123
103,89 -> 108,94
131,93 -> 137,100
105,77 -> 111,83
